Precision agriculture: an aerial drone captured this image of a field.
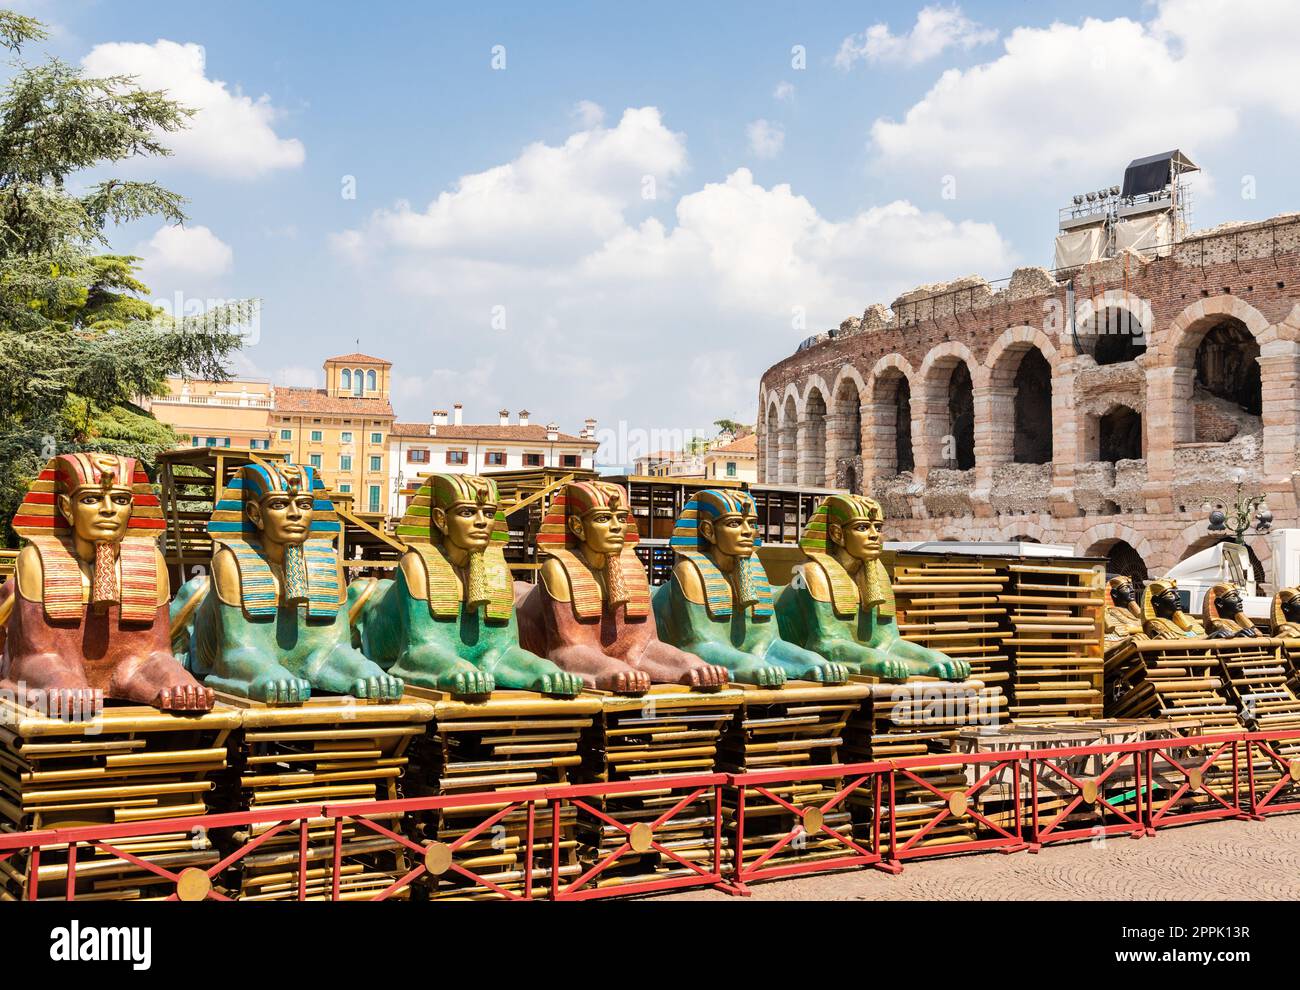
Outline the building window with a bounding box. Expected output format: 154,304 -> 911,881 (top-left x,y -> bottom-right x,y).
191,437 -> 200,447
310,430 -> 323,443
353,369 -> 363,397
370,455 -> 382,472
561,454 -> 579,468
280,429 -> 292,441
370,432 -> 383,444
484,451 -> 506,466
447,450 -> 468,465
524,452 -> 543,467
223,438 -> 231,447
340,369 -> 351,391
339,484 -> 352,494
368,485 -> 381,513
726,461 -> 737,477
340,455 -> 352,471
408,448 -> 430,464
205,437 -> 217,447
309,454 -> 322,468
366,370 -> 377,392
341,431 -> 353,444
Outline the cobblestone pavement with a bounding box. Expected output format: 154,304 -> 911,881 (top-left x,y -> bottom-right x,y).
662,814 -> 1300,900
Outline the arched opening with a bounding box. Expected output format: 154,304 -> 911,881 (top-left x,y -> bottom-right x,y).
1009,534 -> 1041,544
340,369 -> 352,391
352,368 -> 364,397
366,369 -> 378,392
947,362 -> 975,470
779,396 -> 798,484
802,388 -> 828,486
1094,539 -> 1149,593
1012,348 -> 1053,464
1080,306 -> 1147,365
868,368 -> 914,478
1099,405 -> 1142,462
828,379 -> 863,492
764,404 -> 780,482
1195,319 -> 1261,417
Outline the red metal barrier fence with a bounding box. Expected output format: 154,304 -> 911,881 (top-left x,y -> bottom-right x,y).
7,731 -> 1300,901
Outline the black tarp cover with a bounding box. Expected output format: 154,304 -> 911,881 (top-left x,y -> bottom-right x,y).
1121,150 -> 1198,198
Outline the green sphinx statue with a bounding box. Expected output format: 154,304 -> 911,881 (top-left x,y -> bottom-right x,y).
354,473 -> 582,697
180,462 -> 403,704
775,494 -> 970,680
651,489 -> 848,688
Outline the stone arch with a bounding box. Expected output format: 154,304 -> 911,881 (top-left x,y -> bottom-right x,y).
1162,295 -> 1272,365
1077,522 -> 1156,566
1075,289 -> 1153,365
762,399 -> 781,482
918,343 -> 983,472
986,329 -> 1057,466
800,383 -> 829,486
779,394 -> 799,484
1000,520 -> 1049,544
866,356 -> 916,479
827,368 -> 865,493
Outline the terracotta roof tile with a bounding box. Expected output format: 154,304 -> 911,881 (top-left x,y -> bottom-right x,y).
324,352 -> 392,366
391,421 -> 593,444
709,434 -> 757,454
274,387 -> 395,417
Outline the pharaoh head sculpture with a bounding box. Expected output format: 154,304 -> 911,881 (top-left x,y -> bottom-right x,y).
1204,582 -> 1248,624
1143,578 -> 1183,621
13,453 -> 164,620
799,494 -> 892,619
1274,587 -> 1300,627
1107,575 -> 1138,609
208,462 -> 342,618
394,474 -> 513,620
670,489 -> 772,619
536,481 -> 648,616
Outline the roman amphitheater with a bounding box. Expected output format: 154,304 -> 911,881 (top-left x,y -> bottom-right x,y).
756,211 -> 1300,590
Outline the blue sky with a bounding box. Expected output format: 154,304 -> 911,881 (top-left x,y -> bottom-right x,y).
16,0 -> 1300,460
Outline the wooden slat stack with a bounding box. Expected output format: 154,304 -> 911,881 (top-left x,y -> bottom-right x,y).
214,694 -> 434,901
1212,638 -> 1300,803
575,685 -> 743,889
1104,639 -> 1239,731
0,700 -> 239,901
719,682 -> 870,873
891,557 -> 1012,712
1001,561 -> 1105,721
402,689 -> 603,900
846,678 -> 1006,850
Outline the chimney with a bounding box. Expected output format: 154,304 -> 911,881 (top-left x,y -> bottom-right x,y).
583,417 -> 597,439
518,410 -> 530,427
499,408 -> 510,427
431,409 -> 448,426
453,402 -> 463,426
546,422 -> 559,442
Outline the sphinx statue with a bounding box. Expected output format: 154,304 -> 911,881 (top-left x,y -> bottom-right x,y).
1202,582 -> 1263,638
1104,576 -> 1146,644
1140,578 -> 1225,640
182,462 -> 403,704
354,474 -> 582,697
515,481 -> 728,693
0,453 -> 213,716
650,489 -> 849,687
1271,587 -> 1300,637
775,494 -> 969,680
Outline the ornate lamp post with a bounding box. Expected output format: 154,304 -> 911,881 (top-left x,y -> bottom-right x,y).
1207,468 -> 1272,544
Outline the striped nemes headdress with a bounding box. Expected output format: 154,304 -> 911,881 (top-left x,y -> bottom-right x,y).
208,462 -> 343,619
537,481 -> 649,619
1272,587 -> 1300,630
1202,582 -> 1247,627
1141,578 -> 1178,623
394,473 -> 513,621
669,489 -> 772,620
13,453 -> 163,623
798,494 -> 894,619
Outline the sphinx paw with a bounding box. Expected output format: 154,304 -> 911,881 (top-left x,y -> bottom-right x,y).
604,669 -> 651,695
685,665 -> 728,689
538,672 -> 583,697
351,675 -> 405,701
155,684 -> 216,712
253,676 -> 311,706
41,688 -> 101,721
748,666 -> 786,688
809,662 -> 849,685
883,658 -> 912,681
938,657 -> 971,681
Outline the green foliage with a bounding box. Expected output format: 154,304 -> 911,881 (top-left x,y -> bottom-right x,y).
714,418 -> 749,437
0,10 -> 253,545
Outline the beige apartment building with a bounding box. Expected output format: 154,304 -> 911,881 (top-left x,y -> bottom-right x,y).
144,376 -> 275,450
269,353 -> 397,516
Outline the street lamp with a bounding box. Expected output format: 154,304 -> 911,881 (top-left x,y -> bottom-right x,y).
1207,468 -> 1272,544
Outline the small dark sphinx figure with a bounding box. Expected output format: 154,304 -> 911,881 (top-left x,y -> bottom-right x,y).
1202,582 -> 1263,638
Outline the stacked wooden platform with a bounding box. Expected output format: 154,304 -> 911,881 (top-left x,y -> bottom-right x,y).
891,557 -> 1011,713
718,681 -> 871,873
1000,562 -> 1105,721
214,694 -> 434,901
1214,638 -> 1300,805
846,678 -> 1006,851
1104,638 -> 1239,731
575,685 -> 743,889
0,700 -> 239,901
402,689 -> 602,900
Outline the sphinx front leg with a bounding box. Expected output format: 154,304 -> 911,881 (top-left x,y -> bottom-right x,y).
484,645 -> 583,697
762,640 -> 849,685
388,641 -> 494,697
204,646 -> 312,705
550,645 -> 651,695
631,640 -> 728,690
885,637 -> 971,681
819,638 -> 911,681
689,641 -> 785,688
111,652 -> 216,711
1,653 -> 101,720
310,642 -> 405,701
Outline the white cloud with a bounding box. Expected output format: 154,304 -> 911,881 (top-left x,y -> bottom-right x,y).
869,0 -> 1300,185
137,223 -> 233,277
81,39 -> 305,179
333,109 -> 1014,433
746,119 -> 785,159
836,5 -> 997,68
571,100 -> 605,128
773,80 -> 795,102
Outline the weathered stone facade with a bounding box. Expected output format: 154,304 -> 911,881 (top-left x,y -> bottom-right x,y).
757,213 -> 1300,589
